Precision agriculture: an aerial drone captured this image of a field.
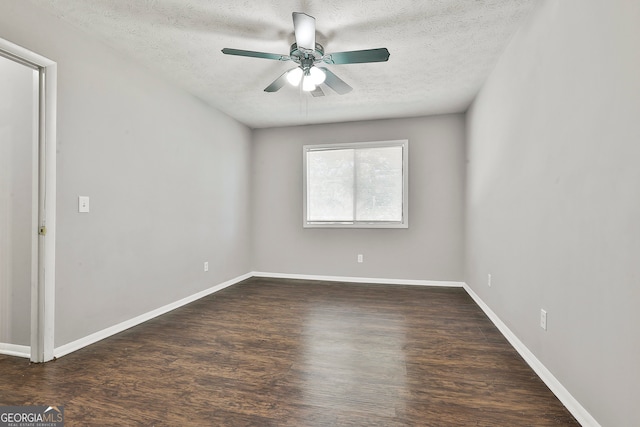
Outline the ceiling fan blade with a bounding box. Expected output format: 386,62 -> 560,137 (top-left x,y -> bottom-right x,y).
222,48 -> 289,61
318,67 -> 352,95
324,48 -> 390,65
264,69 -> 296,92
292,12 -> 316,51
310,86 -> 325,97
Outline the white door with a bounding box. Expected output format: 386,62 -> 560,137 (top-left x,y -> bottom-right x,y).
0,53 -> 38,358
0,38 -> 57,363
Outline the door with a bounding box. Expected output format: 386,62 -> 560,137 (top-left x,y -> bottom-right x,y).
0,53 -> 38,357
0,38 -> 57,363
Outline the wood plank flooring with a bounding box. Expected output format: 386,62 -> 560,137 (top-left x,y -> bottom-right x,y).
0,277 -> 579,426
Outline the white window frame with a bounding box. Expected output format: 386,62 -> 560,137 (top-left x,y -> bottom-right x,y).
303,139 -> 409,229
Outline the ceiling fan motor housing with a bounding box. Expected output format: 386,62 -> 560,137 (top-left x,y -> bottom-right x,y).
290,43 -> 325,70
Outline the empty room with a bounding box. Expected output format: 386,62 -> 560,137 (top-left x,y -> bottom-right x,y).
0,1 -> 638,426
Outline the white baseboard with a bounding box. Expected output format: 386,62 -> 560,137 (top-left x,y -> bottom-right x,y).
251,271 -> 464,287
0,342 -> 30,358
53,272 -> 252,359
462,283 -> 600,427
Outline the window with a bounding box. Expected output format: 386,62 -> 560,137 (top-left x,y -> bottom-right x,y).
303,140 -> 408,228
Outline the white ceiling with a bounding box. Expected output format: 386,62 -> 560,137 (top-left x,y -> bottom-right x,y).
30,0 -> 536,129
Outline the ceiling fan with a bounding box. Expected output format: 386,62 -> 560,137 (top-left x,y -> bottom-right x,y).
222,12 -> 390,97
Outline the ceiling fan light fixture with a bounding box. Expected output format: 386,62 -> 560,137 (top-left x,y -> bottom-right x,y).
309,66 -> 326,85
286,68 -> 303,86
302,75 -> 316,92
223,12 -> 389,96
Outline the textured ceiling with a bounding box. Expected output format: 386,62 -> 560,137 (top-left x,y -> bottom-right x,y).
30,0 -> 536,129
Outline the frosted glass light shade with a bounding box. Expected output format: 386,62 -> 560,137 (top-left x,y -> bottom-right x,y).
286,68 -> 303,86
302,76 -> 316,92
309,67 -> 326,85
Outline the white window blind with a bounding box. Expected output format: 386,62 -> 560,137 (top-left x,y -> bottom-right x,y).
303,140 -> 408,228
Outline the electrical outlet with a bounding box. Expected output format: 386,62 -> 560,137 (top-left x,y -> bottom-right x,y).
357,254 -> 363,263
540,309 -> 547,331
487,273 -> 492,287
204,262 -> 209,272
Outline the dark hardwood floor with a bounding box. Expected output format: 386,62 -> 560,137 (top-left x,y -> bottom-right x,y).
0,277 -> 579,426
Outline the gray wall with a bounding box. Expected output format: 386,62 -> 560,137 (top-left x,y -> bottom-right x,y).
0,56 -> 34,346
252,115 -> 465,282
465,1 -> 640,426
0,1 -> 253,347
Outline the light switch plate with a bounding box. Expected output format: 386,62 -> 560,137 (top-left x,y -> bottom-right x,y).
78,196 -> 90,213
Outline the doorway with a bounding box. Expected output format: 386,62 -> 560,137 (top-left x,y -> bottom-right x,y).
0,38 -> 57,363
0,52 -> 37,358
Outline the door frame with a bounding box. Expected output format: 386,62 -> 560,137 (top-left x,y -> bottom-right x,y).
0,38 -> 57,363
